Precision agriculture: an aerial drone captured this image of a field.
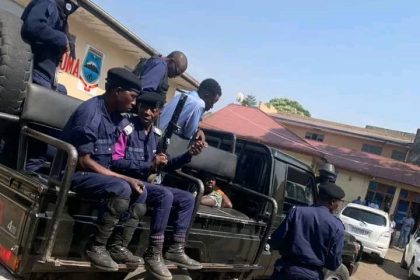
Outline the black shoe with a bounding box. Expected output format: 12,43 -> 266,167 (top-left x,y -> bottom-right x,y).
86,245 -> 119,271
109,245 -> 144,268
143,246 -> 172,280
164,243 -> 202,270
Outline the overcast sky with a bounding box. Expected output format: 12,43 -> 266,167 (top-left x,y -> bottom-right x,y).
93,0 -> 420,133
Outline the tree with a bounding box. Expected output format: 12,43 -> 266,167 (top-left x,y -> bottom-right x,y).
268,98 -> 311,117
241,94 -> 257,107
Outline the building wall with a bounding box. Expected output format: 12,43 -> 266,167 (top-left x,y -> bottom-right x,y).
334,169 -> 370,203
281,123 -> 408,160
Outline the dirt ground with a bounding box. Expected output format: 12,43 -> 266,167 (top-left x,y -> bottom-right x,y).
352,247 -> 408,280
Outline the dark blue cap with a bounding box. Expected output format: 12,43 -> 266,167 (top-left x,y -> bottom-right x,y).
319,182 -> 345,200
107,67 -> 142,93
137,91 -> 165,108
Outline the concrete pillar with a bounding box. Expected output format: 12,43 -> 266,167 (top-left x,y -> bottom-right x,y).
390,186 -> 401,215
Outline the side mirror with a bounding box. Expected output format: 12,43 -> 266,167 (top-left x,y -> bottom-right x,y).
416,237 -> 420,244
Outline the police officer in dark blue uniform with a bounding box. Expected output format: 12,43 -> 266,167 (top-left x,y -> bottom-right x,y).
21,0 -> 78,93
111,92 -> 204,280
61,68 -> 147,271
133,51 -> 188,97
269,182 -> 346,280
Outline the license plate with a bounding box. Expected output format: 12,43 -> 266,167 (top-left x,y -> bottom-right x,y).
350,225 -> 370,235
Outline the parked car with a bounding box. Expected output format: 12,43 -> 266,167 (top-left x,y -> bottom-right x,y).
401,227 -> 420,280
338,203 -> 391,264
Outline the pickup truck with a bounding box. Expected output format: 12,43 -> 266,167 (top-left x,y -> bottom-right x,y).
0,7 -> 362,280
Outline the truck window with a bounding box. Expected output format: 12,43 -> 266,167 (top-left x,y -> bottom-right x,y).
285,167 -> 315,206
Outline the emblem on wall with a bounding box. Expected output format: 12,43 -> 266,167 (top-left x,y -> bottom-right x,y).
79,45 -> 104,92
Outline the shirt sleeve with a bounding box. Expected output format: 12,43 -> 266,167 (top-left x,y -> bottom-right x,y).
141,60 -> 167,91
269,207 -> 296,252
111,158 -> 152,179
164,152 -> 192,171
325,226 -> 345,271
21,0 -> 68,49
182,105 -> 204,139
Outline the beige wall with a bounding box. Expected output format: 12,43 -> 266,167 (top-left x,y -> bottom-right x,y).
282,123 -> 408,160
334,169 -> 370,202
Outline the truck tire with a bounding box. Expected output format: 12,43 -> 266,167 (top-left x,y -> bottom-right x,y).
0,8 -> 32,117
323,264 -> 350,280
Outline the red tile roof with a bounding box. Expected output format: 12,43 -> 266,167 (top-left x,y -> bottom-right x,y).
307,140 -> 420,188
202,104 -> 420,188
201,104 -> 322,157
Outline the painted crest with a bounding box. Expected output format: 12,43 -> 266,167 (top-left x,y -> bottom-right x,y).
81,46 -> 103,85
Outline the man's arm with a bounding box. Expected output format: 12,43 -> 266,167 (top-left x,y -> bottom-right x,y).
221,193 -> 233,208
163,140 -> 205,171
21,1 -> 68,49
324,227 -> 345,271
182,105 -> 204,139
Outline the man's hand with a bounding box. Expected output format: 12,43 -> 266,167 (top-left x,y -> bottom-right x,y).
125,177 -> 144,195
189,140 -> 206,156
195,129 -> 208,146
153,153 -> 168,167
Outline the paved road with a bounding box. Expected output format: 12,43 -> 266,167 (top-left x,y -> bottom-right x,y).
352,247 -> 408,280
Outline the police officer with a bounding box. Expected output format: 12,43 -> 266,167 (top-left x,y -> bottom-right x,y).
21,0 -> 78,93
111,92 -> 204,280
133,51 -> 188,97
269,182 -> 346,280
61,68 -> 146,271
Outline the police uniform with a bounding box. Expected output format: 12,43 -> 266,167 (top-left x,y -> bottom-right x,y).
21,0 -> 78,93
61,68 -> 145,270
269,182 -> 346,280
133,56 -> 169,96
111,92 -> 202,279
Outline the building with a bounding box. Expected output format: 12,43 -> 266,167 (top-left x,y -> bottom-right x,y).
1,0 -> 199,100
204,104 -> 420,228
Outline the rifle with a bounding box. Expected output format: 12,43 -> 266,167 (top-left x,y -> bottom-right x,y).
147,93 -> 188,183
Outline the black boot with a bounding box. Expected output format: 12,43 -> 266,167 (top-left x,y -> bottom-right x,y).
86,244 -> 119,271
109,245 -> 144,267
87,198 -> 129,271
164,243 -> 202,270
108,204 -> 146,267
143,246 -> 172,280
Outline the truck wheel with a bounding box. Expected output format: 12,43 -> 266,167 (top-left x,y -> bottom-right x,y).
0,8 -> 32,117
323,264 -> 350,280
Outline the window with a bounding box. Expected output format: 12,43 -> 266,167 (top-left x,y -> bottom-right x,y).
284,167 -> 315,206
391,150 -> 406,161
342,207 -> 387,226
305,132 -> 324,142
362,144 -> 383,155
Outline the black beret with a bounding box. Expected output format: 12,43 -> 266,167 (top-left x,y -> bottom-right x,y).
137,91 -> 165,108
107,67 -> 141,93
319,182 -> 345,200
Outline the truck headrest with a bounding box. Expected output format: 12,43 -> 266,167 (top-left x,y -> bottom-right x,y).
166,134 -> 237,181
21,84 -> 82,130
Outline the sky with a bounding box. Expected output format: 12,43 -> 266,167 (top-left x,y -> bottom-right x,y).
92,0 -> 420,133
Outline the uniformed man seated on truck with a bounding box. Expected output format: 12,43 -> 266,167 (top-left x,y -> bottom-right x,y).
269,182 -> 346,280
111,92 -> 205,280
133,51 -> 188,97
60,68 -> 147,271
21,0 -> 79,93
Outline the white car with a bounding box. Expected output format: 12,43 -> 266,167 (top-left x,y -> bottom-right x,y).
338,203 -> 391,263
401,227 -> 420,280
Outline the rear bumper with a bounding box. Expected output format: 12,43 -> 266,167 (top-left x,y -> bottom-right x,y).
360,240 -> 388,258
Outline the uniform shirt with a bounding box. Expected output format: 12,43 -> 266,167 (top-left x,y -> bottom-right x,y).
61,96 -> 123,168
158,91 -> 205,139
21,0 -> 68,86
270,205 -> 345,279
140,57 -> 169,96
111,117 -> 192,179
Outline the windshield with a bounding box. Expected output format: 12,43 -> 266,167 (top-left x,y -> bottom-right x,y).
342,207 -> 387,226
284,166 -> 315,206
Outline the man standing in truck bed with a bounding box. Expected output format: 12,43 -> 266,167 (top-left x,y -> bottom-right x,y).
269,182 -> 345,280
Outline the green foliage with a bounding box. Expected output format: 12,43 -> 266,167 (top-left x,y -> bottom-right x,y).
241,94 -> 257,107
268,98 -> 311,117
